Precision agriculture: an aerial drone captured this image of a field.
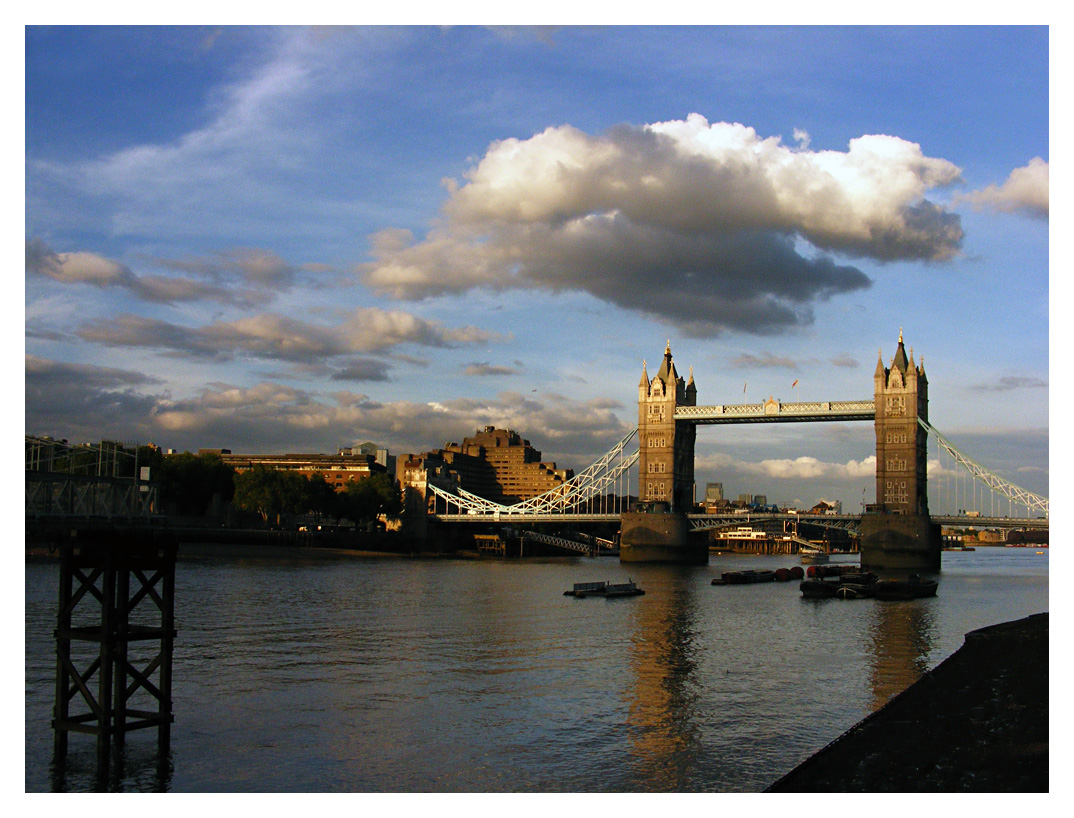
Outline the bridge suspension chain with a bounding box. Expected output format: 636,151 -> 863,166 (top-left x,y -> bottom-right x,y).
427,428 -> 639,516
919,418 -> 1048,517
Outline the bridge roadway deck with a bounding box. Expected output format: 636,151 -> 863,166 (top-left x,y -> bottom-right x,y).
432,512 -> 1047,530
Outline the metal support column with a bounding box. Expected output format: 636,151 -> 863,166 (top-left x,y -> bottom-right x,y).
52,529 -> 177,777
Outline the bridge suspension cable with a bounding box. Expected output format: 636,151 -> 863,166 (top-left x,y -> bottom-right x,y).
427,429 -> 639,516
919,418 -> 1048,517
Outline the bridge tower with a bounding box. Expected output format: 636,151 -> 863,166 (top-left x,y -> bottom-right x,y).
861,330 -> 941,574
873,329 -> 929,516
637,342 -> 696,512
621,343 -> 707,564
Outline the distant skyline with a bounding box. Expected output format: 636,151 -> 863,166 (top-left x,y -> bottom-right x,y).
24,25 -> 1049,510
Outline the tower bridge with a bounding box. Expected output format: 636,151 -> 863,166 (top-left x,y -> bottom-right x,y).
428,332 -> 1047,570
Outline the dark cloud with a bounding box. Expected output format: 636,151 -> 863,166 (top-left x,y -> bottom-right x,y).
330,359 -> 393,382
730,352 -> 799,370
25,355 -> 164,440
972,376 -> 1048,392
463,362 -> 520,377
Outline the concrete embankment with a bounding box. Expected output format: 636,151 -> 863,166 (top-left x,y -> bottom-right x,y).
767,612 -> 1048,792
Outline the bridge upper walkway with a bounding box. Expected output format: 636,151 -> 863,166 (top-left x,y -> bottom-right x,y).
677,400 -> 875,424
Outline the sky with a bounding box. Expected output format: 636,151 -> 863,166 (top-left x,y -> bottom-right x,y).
22,24 -> 1051,512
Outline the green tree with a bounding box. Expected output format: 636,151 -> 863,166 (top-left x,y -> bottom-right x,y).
159,452 -> 235,516
304,473 -> 339,521
336,473 -> 402,523
232,466 -> 329,525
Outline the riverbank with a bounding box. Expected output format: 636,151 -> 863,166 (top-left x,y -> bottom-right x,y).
767,612 -> 1048,792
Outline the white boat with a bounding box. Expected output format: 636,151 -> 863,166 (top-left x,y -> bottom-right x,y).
799,549 -> 829,564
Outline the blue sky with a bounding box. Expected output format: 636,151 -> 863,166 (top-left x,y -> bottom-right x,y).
23,25 -> 1050,511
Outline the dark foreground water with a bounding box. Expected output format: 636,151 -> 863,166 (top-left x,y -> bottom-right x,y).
25,547 -> 1048,792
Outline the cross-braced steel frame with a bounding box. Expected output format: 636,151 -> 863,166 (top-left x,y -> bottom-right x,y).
53,532 -> 177,775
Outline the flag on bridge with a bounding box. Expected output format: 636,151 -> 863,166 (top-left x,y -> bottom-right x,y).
792,379 -> 799,388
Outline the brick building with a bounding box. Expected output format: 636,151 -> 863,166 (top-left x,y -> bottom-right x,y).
212,448 -> 387,490
399,426 -> 573,507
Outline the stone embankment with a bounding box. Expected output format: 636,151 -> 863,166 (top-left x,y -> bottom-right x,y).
767,612 -> 1048,792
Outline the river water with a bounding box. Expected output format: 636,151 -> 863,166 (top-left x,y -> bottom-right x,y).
24,547 -> 1048,792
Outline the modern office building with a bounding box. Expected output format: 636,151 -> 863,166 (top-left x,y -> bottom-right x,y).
704,483 -> 724,503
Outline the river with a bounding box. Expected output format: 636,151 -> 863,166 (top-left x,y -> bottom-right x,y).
24,546 -> 1048,792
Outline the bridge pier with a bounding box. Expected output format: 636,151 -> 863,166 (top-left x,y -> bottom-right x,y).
860,512 -> 941,575
619,506 -> 708,564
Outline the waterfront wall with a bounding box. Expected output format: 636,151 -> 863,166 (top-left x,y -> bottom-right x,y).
766,612 -> 1048,792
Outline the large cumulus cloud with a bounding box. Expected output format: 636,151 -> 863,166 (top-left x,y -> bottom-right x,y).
361,115 -> 964,335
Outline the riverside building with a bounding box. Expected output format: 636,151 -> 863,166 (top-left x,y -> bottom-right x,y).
211,448 -> 387,490
399,426 -> 573,507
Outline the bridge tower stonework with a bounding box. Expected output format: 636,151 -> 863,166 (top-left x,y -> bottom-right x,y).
861,331 -> 941,574
621,343 -> 708,564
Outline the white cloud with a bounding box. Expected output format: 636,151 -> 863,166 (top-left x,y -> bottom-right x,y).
362,115 -> 963,336
131,380 -> 633,464
696,451 -> 876,481
956,158 -> 1048,218
74,307 -> 505,364
26,239 -> 274,307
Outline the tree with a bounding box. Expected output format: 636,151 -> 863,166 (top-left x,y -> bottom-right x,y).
159,452 -> 235,516
233,466 -> 297,524
336,473 -> 402,524
304,473 -> 339,522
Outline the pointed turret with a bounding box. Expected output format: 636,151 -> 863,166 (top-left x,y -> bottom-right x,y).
639,360 -> 649,388
655,340 -> 676,383
685,365 -> 697,405
874,348 -> 886,378
892,330 -> 909,373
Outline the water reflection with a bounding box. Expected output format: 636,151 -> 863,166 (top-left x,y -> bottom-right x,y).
51,742 -> 173,793
624,570 -> 703,791
865,600 -> 937,711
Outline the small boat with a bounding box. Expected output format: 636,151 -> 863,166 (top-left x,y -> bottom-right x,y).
799,550 -> 829,564
564,580 -> 644,598
872,576 -> 938,600
799,579 -> 840,598
603,581 -> 645,598
720,569 -> 776,585
806,564 -> 859,579
836,583 -> 875,600
564,581 -> 606,597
